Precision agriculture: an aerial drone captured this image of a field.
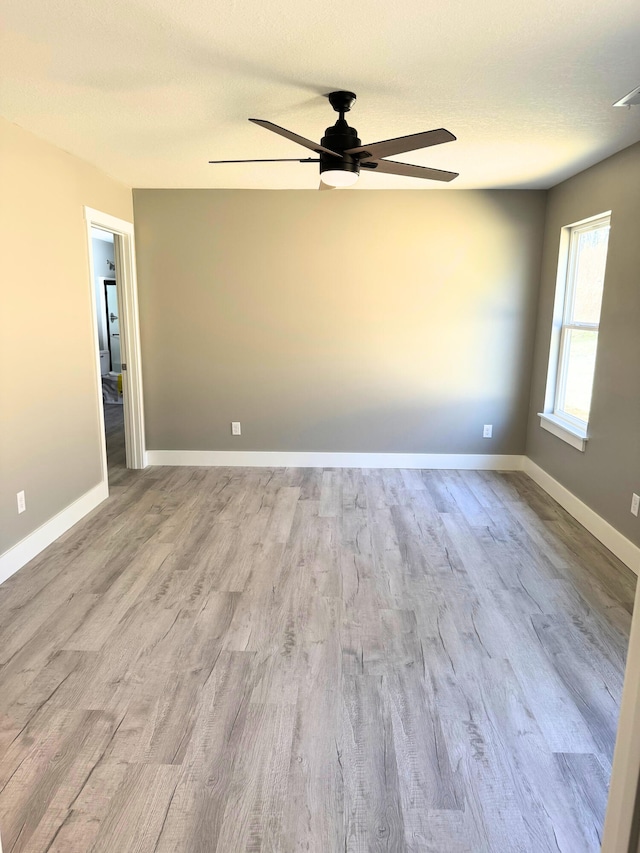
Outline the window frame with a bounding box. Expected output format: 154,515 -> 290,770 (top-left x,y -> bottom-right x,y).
539,211 -> 611,451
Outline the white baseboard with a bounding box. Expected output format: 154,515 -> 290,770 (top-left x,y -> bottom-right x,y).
523,458 -> 640,575
146,450 -> 526,471
0,480 -> 108,586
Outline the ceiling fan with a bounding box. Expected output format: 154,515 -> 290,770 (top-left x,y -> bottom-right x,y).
209,91 -> 459,188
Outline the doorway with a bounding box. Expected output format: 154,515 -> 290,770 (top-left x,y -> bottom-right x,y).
85,207 -> 146,489
90,228 -> 125,476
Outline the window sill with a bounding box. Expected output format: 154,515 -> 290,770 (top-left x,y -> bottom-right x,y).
538,413 -> 588,452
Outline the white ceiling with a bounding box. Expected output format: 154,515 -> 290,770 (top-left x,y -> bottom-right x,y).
1,0 -> 640,190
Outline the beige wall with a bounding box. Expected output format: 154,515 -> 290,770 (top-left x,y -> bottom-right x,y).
134,188 -> 546,456
526,141 -> 640,547
0,118 -> 132,554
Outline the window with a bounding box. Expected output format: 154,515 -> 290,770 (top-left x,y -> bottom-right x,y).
539,212 -> 611,451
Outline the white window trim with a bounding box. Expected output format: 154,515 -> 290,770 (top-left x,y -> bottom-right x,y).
538,412 -> 587,451
539,210 -> 611,451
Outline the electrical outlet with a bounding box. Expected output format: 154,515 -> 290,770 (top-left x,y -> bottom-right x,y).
231,422 -> 241,436
483,424 -> 493,438
17,490 -> 26,514
631,493 -> 640,517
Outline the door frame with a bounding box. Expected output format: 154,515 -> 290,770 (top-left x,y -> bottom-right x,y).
85,207 -> 146,473
96,276 -> 111,355
103,278 -> 118,371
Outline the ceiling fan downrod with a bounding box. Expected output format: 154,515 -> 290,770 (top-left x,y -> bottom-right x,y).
321,92 -> 361,184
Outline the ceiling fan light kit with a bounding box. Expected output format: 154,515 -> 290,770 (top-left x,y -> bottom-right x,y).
320,169 -> 359,187
209,91 -> 459,189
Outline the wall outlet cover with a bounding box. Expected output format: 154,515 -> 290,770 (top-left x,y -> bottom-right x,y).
231,422 -> 241,436
483,425 -> 493,438
17,490 -> 26,514
631,493 -> 640,517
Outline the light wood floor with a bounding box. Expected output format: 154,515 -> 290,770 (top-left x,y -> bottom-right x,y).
0,465 -> 634,852
103,402 -> 126,483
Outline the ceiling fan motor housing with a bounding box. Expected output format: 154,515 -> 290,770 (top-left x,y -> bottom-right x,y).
320,119 -> 361,180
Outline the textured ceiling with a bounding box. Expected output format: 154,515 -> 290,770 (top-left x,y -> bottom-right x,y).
1,0 -> 640,189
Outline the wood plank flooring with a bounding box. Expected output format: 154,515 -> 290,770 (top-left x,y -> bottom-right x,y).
0,465 -> 635,852
103,403 -> 126,484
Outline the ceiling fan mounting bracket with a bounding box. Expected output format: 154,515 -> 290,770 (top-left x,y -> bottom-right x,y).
327,91 -> 357,115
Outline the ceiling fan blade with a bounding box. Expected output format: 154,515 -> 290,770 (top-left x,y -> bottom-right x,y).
345,129 -> 455,160
209,157 -> 320,163
249,119 -> 342,158
360,159 -> 459,182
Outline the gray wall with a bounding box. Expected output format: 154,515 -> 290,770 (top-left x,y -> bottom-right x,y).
133,189 -> 546,455
0,117 -> 132,556
526,141 -> 640,546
